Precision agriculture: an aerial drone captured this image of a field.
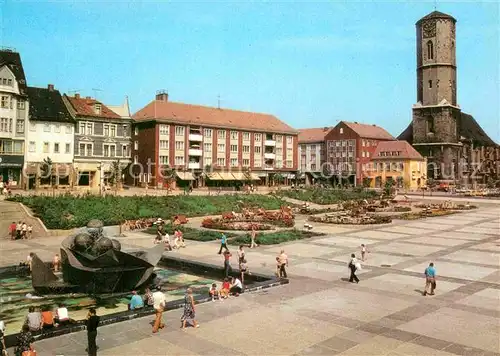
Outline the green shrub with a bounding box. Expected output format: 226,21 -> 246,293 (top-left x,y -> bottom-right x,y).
228,229 -> 324,245
7,193 -> 285,230
275,188 -> 378,205
145,224 -> 237,241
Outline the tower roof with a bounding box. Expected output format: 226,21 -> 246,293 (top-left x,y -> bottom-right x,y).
416,11 -> 456,25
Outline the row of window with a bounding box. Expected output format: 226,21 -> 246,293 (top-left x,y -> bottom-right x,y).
156,156 -> 293,168
157,124 -> 294,144
0,140 -> 24,154
361,139 -> 378,147
78,122 -> 130,137
30,123 -> 73,134
1,78 -> 13,86
77,143 -> 131,157
378,151 -> 401,157
0,95 -> 26,109
0,118 -> 24,133
28,141 -> 71,154
327,140 -> 355,148
362,162 -> 405,172
158,140 -> 293,155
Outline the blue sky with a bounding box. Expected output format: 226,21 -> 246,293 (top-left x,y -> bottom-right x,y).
1,1 -> 498,142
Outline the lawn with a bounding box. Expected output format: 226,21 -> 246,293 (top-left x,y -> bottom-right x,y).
7,193 -> 285,230
276,187 -> 378,205
228,229 -> 324,246
144,224 -> 238,242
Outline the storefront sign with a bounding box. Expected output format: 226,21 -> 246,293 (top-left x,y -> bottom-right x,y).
0,155 -> 24,168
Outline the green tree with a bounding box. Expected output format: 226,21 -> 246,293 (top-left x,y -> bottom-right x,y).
384,178 -> 395,196
160,165 -> 176,189
40,157 -> 53,186
362,177 -> 372,188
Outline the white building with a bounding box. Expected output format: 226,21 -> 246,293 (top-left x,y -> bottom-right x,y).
298,127 -> 330,184
25,84 -> 75,188
0,49 -> 28,187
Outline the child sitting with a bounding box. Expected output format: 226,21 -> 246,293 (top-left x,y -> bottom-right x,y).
209,283 -> 220,301
220,278 -> 230,299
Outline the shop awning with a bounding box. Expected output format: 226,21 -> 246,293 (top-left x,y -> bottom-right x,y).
248,173 -> 261,180
230,172 -> 246,180
219,172 -> 235,180
176,171 -> 195,181
205,172 -> 224,180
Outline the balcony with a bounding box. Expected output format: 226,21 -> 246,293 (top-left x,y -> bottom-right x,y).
264,153 -> 276,159
189,133 -> 203,142
188,162 -> 201,169
264,140 -> 276,147
188,148 -> 202,156
264,165 -> 274,170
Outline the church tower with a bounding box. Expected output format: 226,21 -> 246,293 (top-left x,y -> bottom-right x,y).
412,11 -> 462,180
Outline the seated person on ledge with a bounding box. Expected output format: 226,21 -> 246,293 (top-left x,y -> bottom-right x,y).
41,306 -> 55,329
229,277 -> 243,296
129,291 -> 144,310
25,306 -> 43,332
55,304 -> 70,325
220,278 -> 230,299
208,283 -> 220,301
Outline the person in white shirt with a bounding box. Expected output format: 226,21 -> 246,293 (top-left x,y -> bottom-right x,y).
56,304 -> 70,325
229,277 -> 243,296
21,222 -> 27,239
348,254 -> 360,283
152,289 -> 166,333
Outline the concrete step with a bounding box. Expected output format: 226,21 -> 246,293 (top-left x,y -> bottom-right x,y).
0,201 -> 48,238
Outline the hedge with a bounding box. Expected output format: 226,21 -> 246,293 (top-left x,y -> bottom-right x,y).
228,229 -> 324,246
145,224 -> 237,241
7,193 -> 285,230
276,188 -> 378,205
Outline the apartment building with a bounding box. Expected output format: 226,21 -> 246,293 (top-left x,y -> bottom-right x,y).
63,94 -> 133,189
0,49 -> 28,187
298,127 -> 331,184
25,84 -> 75,189
131,91 -> 298,188
325,121 -> 395,186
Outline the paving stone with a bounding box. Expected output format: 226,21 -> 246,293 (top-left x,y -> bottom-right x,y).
443,343 -> 490,356
318,336 -> 358,352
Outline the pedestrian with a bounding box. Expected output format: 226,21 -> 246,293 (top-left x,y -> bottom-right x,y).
239,259 -> 249,285
237,245 -> 245,264
26,253 -> 34,274
229,277 -> 243,296
85,308 -> 100,356
249,226 -> 258,248
0,320 -> 6,356
348,253 -> 360,283
9,221 -> 16,240
360,244 -> 368,261
217,232 -> 229,254
16,221 -> 21,240
27,224 -> 33,239
53,254 -> 61,272
181,288 -> 199,329
152,288 -> 166,333
21,222 -> 27,239
423,262 -> 436,296
144,288 -> 154,308
277,250 -> 288,278
14,324 -> 34,356
223,250 -> 232,278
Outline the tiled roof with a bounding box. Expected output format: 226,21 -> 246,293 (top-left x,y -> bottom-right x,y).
133,99 -> 298,134
417,11 -> 456,24
28,86 -> 74,123
342,121 -> 395,140
298,127 -> 332,143
65,95 -> 121,119
0,50 -> 27,96
372,140 -> 424,161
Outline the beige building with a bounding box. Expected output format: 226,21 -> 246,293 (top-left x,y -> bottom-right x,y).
298,127 -> 331,184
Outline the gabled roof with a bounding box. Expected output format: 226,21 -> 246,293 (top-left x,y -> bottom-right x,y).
133,99 -> 298,134
0,49 -> 27,96
342,121 -> 395,140
65,94 -> 121,120
416,11 -> 456,25
28,86 -> 74,123
108,97 -> 131,118
372,140 -> 424,161
298,127 -> 332,143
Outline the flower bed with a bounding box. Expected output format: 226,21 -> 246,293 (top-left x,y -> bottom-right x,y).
275,187 -> 378,205
228,229 -> 325,246
144,224 -> 237,241
201,218 -> 275,231
394,210 -> 459,220
393,206 -> 412,212
309,214 -> 392,225
6,193 -> 285,229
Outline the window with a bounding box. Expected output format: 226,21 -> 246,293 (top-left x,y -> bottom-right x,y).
276,135 -> 282,143
242,145 -> 250,153
230,144 -> 238,153
43,142 -> 49,153
254,133 -> 261,142
362,140 -> 365,147
311,164 -> 317,171
286,136 -> 293,145
79,122 -> 85,134
122,144 -> 129,157
287,148 -> 293,157
385,162 -> 391,171
28,122 -> 36,132
175,126 -> 185,136
16,120 -> 24,133
110,145 -> 116,157
159,124 -> 169,135
134,155 -> 138,164
366,141 -> 370,147
217,144 -> 225,153
336,141 -> 341,147
366,151 -> 370,158
204,157 -> 212,166
43,123 -> 50,132
428,80 -> 433,89
86,123 -> 93,135
254,146 -> 261,154
230,131 -> 238,140
134,141 -> 138,150
159,156 -> 169,165
427,40 -> 434,60
0,96 -> 9,108
217,158 -> 225,166
17,100 -> 25,109
160,140 -> 169,149
134,126 -> 139,135
362,151 -> 366,158
242,132 -> 250,141
242,158 -> 250,166
94,103 -> 102,115
275,160 -> 283,168
204,128 -> 212,138
175,141 -> 184,150
110,125 -> 116,137
65,143 -> 71,154
29,141 -> 35,152
276,148 -> 282,156
286,160 -> 293,168
104,124 -> 109,136
427,116 -> 434,133
230,158 -> 238,167
13,141 -> 22,153
217,130 -> 226,139
65,125 -> 72,134
253,159 -> 261,167
339,128 -> 344,134
6,78 -> 12,86
122,124 -> 129,136
104,144 -> 110,157
342,140 -> 347,147
310,144 -> 316,151
53,143 -> 59,153
203,143 -> 212,152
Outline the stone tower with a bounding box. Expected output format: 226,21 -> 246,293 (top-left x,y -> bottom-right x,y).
412,11 -> 462,180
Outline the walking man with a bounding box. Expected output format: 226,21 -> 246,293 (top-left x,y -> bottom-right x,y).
152,288 -> 166,333
85,308 -> 99,356
423,262 -> 436,296
278,249 -> 288,278
249,226 -> 258,249
348,253 -> 360,283
218,232 -> 229,254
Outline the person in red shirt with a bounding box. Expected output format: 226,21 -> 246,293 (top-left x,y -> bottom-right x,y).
9,222 -> 16,240
220,278 -> 230,299
223,250 -> 232,278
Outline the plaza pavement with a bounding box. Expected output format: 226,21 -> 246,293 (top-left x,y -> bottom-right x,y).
1,199 -> 499,355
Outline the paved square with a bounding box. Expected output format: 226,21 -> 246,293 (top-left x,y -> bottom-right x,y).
378,226 -> 436,235
404,236 -> 469,247
347,230 -> 408,240
313,236 -> 378,248
332,253 -> 410,267
456,288 -> 500,311
441,249 -> 500,266
404,261 -> 498,281
263,242 -> 343,258
372,242 -> 446,256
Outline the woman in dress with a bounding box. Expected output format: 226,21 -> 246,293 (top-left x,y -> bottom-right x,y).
180,288 -> 199,329
15,324 -> 35,356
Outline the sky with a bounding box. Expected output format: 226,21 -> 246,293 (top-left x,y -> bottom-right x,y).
0,0 -> 498,142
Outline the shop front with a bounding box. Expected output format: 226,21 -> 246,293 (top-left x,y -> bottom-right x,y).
0,155 -> 24,188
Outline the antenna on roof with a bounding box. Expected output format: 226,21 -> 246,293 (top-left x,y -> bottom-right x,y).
68,89 -> 81,95
217,94 -> 221,109
434,0 -> 437,10
92,88 -> 103,99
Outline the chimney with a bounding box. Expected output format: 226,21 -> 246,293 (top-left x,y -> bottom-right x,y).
75,93 -> 80,99
47,84 -> 54,92
323,127 -> 328,132
86,96 -> 91,100
156,90 -> 168,102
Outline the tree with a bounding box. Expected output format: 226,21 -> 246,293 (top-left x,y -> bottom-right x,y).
362,177 -> 372,189
384,178 -> 395,196
160,165 -> 176,189
396,176 -> 404,189
40,157 -> 53,186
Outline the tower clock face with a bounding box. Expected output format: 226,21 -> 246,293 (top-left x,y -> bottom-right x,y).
422,20 -> 436,38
